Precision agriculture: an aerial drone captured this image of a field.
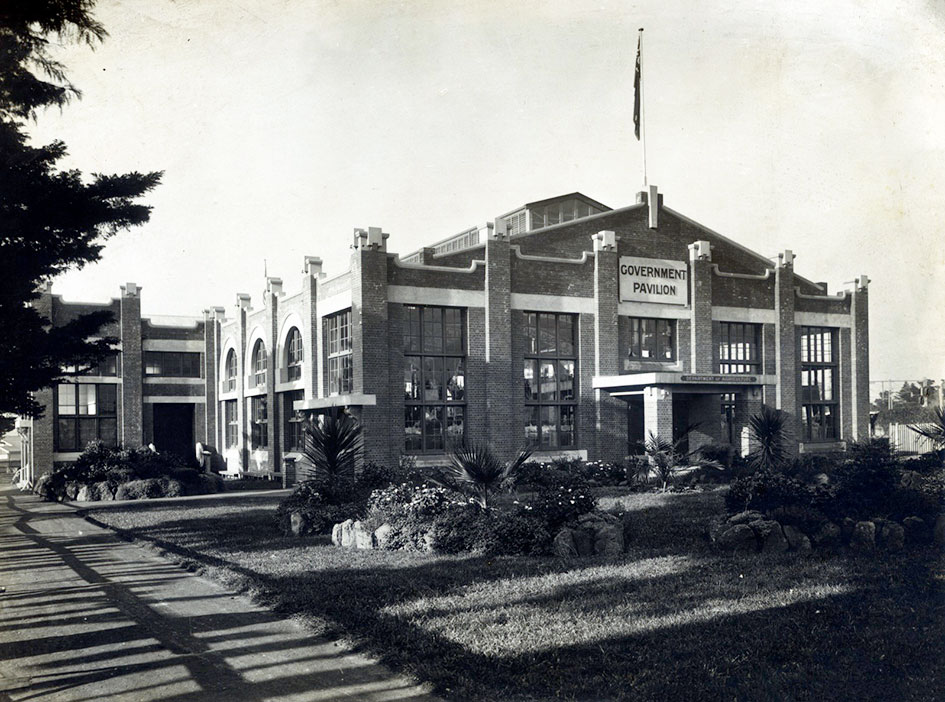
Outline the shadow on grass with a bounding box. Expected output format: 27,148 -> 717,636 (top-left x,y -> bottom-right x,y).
85,490 -> 945,702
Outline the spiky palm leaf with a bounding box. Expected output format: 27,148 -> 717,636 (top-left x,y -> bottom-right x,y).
436,441 -> 532,508
748,405 -> 791,471
301,410 -> 362,495
909,407 -> 945,451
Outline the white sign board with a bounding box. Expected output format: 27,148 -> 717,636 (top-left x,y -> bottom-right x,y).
618,256 -> 688,305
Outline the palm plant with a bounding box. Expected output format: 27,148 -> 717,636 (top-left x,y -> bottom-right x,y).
301,409 -> 362,501
909,406 -> 945,452
748,405 -> 791,472
645,431 -> 679,491
435,441 -> 533,509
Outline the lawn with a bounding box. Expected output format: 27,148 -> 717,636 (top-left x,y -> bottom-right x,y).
83,489 -> 945,701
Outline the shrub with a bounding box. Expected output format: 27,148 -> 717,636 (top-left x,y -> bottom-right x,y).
434,442 -> 531,508
512,461 -> 591,491
748,405 -> 792,471
725,471 -> 811,514
476,508 -> 552,556
580,460 -> 629,486
356,461 -> 402,491
698,442 -> 735,469
903,450 -> 945,474
276,482 -> 362,535
91,481 -> 116,501
528,484 -> 596,532
115,478 -> 165,500
300,409 -> 361,502
831,438 -> 900,519
428,505 -> 490,554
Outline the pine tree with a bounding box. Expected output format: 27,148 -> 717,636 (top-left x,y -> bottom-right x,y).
0,1 -> 162,432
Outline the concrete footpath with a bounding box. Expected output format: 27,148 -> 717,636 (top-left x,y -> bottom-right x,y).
0,486 -> 439,702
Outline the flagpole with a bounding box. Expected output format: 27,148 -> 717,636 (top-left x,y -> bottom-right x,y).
639,27 -> 648,189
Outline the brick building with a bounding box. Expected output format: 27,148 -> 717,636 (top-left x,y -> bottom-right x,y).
18,187 -> 870,483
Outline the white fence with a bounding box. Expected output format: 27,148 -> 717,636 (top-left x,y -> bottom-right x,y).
888,423 -> 935,454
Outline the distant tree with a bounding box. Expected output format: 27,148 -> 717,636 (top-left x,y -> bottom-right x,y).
0,1 -> 162,433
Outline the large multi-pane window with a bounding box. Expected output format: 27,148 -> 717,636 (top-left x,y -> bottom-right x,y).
326,310 -> 353,395
250,396 -> 268,449
63,353 -> 121,377
800,327 -> 838,441
282,390 -> 304,452
224,399 -> 238,447
144,351 -> 202,377
285,328 -> 303,382
627,317 -> 675,361
524,312 -> 577,448
719,323 -> 762,374
224,349 -> 238,393
55,383 -> 118,451
251,341 -> 268,388
404,306 -> 466,452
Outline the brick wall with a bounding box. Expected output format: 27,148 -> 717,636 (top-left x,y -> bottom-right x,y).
119,285 -> 143,448
484,232 -> 515,461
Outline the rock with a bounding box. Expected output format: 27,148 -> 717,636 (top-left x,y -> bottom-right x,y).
353,520 -> 374,549
593,523 -> 625,557
572,528 -> 594,556
552,528 -> 579,557
878,522 -> 905,551
841,517 -> 857,542
289,511 -> 308,537
811,473 -> 830,486
339,519 -> 356,548
850,521 -> 876,551
64,481 -> 80,500
934,514 -> 945,546
900,470 -> 923,489
751,520 -> 788,554
75,485 -> 92,502
707,517 -> 729,545
331,521 -> 345,546
902,516 -> 928,544
718,524 -> 757,553
812,522 -> 842,548
373,523 -> 392,549
727,510 -> 765,526
782,524 -> 812,552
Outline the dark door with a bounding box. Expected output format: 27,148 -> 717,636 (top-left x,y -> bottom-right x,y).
152,403 -> 196,466
627,397 -> 645,454
672,395 -> 690,455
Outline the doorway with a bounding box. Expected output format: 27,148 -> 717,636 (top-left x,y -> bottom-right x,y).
152,403 -> 196,466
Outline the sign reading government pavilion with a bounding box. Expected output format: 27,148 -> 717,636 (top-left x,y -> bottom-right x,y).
618,256 -> 688,305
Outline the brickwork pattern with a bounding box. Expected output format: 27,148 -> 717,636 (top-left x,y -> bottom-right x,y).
689,258 -> 714,374
839,327 -> 854,441
594,248 -> 625,462
484,238 -> 515,461
851,288 -> 870,440
774,264 -> 799,455
120,290 -> 143,448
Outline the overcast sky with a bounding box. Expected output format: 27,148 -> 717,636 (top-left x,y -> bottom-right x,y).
31,0 -> 945,383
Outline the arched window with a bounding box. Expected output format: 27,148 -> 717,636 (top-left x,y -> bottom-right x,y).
285,328 -> 303,382
224,349 -> 237,392
252,340 -> 267,387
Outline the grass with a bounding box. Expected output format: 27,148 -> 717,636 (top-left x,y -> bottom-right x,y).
83,489 -> 945,701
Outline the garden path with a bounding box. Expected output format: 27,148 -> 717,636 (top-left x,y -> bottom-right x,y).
0,486 -> 438,702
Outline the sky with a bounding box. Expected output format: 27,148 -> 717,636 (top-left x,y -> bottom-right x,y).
29,0 -> 945,383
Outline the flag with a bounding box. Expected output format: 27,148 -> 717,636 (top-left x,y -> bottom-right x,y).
633,31 -> 642,141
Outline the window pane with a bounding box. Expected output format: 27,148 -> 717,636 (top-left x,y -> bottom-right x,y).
524,313 -> 538,355
405,406 -> 423,451
444,308 -> 463,353
165,353 -> 183,377
423,356 -> 443,401
424,406 -> 443,451
445,406 -> 464,446
558,360 -> 575,401
98,418 -> 118,446
145,352 -> 161,375
58,385 -> 76,415
559,405 -> 575,447
404,356 -> 422,400
539,361 -> 556,402
98,385 -> 117,415
405,306 -> 422,352
558,315 -> 575,356
524,360 -> 538,401
525,406 -> 539,446
541,406 -> 558,448
659,320 -> 674,360
641,319 -> 655,358
78,417 -> 97,448
538,314 -> 556,355
78,385 -> 95,416
58,419 -> 76,451
445,357 -> 465,401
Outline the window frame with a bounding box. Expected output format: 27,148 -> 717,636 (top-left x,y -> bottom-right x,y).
627,317 -> 676,362
325,310 -> 353,396
800,326 -> 839,442
224,349 -> 238,393
282,390 -> 304,453
285,327 -> 304,382
523,311 -> 578,449
144,351 -> 203,378
249,395 -> 268,449
54,383 -> 118,451
224,399 -> 239,448
251,340 -> 267,388
718,322 -> 762,374
403,305 -> 467,453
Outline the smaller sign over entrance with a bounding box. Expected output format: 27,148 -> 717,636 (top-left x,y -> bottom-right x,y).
619,256 -> 688,305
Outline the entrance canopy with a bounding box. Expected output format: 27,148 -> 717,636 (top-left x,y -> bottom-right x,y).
294,393 -> 376,411
592,372 -> 776,396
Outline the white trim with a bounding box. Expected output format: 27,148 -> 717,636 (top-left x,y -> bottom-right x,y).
711,307 -> 777,324
317,292 -> 352,316
277,312 -> 305,359
144,316 -> 201,328
511,245 -> 593,265
795,286 -> 849,301
142,339 -> 205,352
795,311 -> 852,328
617,302 -> 690,319
389,286 -> 485,308
511,293 -> 595,314
52,452 -> 83,461
244,325 -> 267,383
143,377 -> 205,385
275,378 -> 305,393
143,396 -> 206,404
392,256 -> 483,273
711,265 -> 772,280
295,393 -> 376,410
244,384 -> 267,397
59,376 -> 121,384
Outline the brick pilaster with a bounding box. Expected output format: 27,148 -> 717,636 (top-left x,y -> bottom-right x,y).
774,252 -> 799,455
850,278 -> 870,441
643,386 -> 673,440
484,221 -> 515,461
688,241 -> 714,374
593,231 -> 623,462
119,283 -> 143,448
30,285 -> 54,481
265,278 -> 280,472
